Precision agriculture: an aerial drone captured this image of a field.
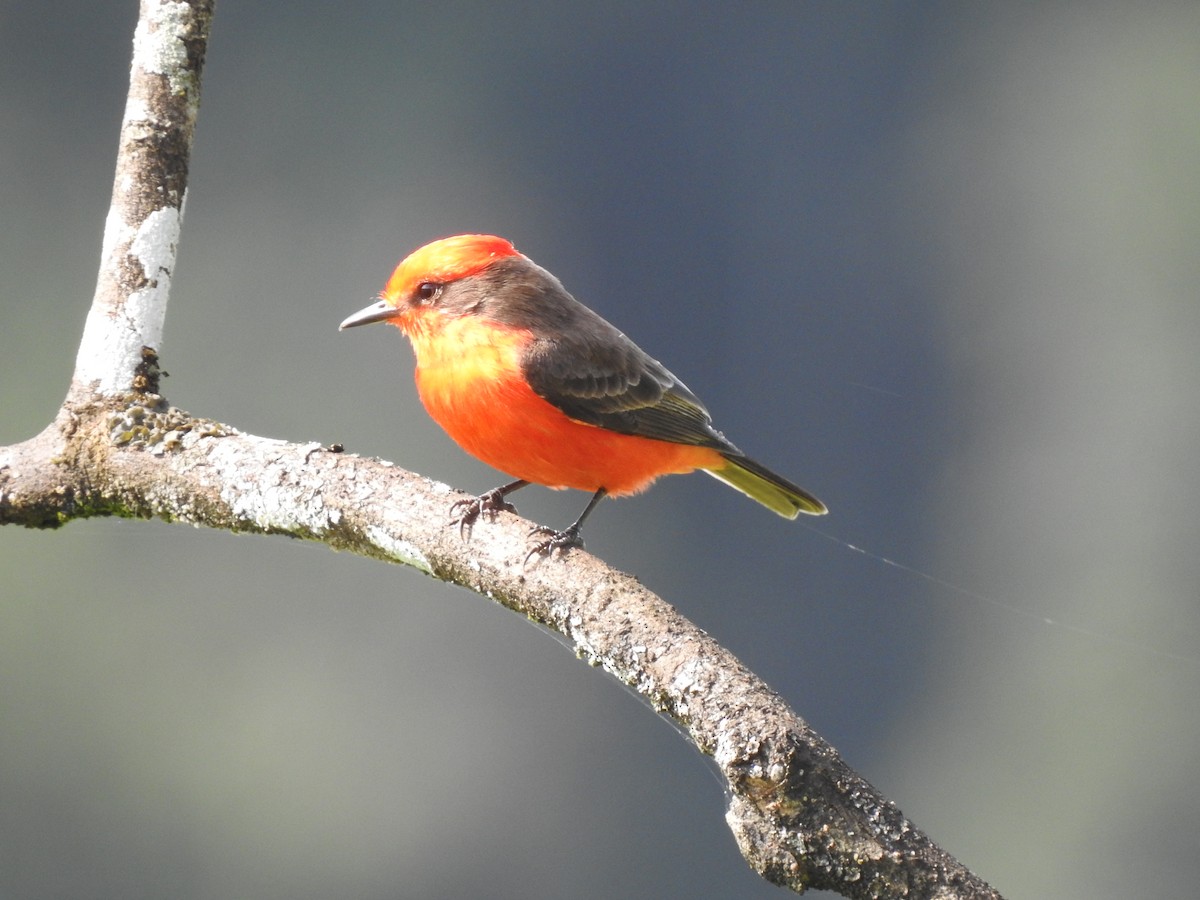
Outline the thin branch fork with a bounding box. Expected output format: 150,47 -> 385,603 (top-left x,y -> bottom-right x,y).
0,2 -> 1002,897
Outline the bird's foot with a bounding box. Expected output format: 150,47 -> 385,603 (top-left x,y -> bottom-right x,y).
450,488 -> 519,539
524,523 -> 584,565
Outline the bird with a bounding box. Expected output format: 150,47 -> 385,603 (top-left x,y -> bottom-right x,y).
340,234 -> 826,558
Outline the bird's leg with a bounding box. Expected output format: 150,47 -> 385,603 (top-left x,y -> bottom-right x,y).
450,479 -> 529,538
525,488 -> 607,563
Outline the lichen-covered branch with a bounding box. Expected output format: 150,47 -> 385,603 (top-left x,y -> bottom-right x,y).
0,393 -> 1002,899
0,1 -> 1004,898
72,0 -> 213,400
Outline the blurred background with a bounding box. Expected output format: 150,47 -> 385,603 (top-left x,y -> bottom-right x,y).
3,2 -> 1199,897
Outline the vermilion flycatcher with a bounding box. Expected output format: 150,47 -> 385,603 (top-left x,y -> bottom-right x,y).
340,234 -> 825,556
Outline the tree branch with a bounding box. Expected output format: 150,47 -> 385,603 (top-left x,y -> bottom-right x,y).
72,0 -> 209,401
0,2 -> 1002,897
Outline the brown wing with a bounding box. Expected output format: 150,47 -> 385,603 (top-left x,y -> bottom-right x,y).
519,305 -> 738,451
524,332 -> 735,449
451,254 -> 739,451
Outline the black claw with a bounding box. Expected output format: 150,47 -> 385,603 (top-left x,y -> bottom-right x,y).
524,524 -> 585,565
521,487 -> 606,565
449,491 -> 515,538
449,480 -> 528,539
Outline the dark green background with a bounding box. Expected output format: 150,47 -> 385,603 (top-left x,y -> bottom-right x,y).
3,3 -> 1198,897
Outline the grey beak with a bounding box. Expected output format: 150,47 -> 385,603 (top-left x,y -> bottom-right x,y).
339,299 -> 400,330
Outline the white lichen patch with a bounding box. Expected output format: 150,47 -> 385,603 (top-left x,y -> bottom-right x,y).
133,0 -> 192,91
76,205 -> 182,394
365,525 -> 432,574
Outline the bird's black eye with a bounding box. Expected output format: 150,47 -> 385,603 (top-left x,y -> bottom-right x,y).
416,282 -> 442,304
